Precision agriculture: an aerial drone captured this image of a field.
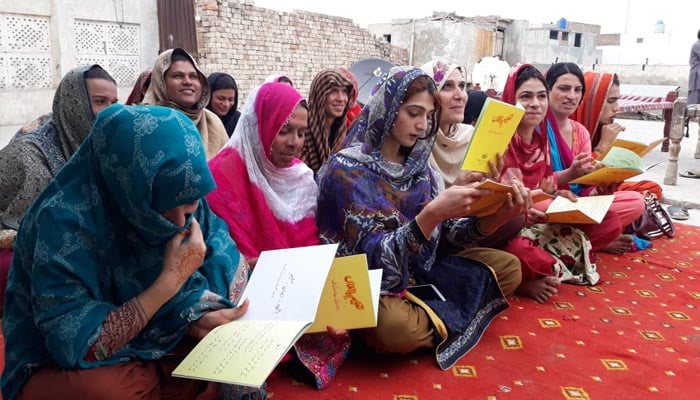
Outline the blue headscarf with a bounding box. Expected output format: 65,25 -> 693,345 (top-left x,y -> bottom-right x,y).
2,104 -> 244,400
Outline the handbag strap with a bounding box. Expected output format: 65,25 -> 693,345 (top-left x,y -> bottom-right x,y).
643,191 -> 676,238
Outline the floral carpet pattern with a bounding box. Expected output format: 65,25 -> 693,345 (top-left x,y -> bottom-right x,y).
267,224 -> 700,400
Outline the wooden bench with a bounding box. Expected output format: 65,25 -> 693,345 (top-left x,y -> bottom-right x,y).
618,84 -> 679,152
663,98 -> 700,185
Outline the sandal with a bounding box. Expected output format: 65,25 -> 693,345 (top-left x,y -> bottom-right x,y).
668,205 -> 689,220
679,170 -> 700,179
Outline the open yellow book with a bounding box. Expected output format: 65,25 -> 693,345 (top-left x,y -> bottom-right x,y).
569,147 -> 645,186
468,179 -> 554,217
307,254 -> 382,333
461,98 -> 524,173
598,137 -> 665,159
546,194 -> 614,224
172,243 -> 338,388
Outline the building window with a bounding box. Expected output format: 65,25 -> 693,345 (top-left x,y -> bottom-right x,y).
574,33 -> 582,47
383,34 -> 391,43
74,20 -> 140,86
561,31 -> 569,42
549,30 -> 558,40
0,13 -> 53,89
636,37 -> 644,43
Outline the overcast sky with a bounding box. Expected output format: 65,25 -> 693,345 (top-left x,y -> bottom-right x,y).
253,0 -> 697,50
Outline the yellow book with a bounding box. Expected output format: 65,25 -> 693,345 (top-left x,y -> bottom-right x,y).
307,254 -> 382,333
172,243 -> 339,388
598,137 -> 665,159
461,98 -> 524,173
569,147 -> 644,186
468,179 -> 553,217
546,194 -> 614,224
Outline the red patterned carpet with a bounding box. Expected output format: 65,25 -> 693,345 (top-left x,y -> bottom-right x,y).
0,225 -> 697,400
266,224 -> 700,400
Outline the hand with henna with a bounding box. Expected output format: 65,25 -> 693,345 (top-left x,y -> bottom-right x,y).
89,218 -> 208,360
160,217 -> 207,293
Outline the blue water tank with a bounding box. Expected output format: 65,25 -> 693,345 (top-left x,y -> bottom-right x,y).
558,17 -> 568,30
655,20 -> 665,33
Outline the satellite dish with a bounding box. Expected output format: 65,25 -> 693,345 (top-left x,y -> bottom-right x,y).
471,56 -> 510,94
349,58 -> 395,106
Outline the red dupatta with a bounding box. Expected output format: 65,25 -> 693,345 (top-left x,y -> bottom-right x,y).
573,71 -> 614,149
500,63 -> 553,190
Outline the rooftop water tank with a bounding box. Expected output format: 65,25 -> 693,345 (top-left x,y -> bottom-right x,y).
655,20 -> 665,33
558,17 -> 568,30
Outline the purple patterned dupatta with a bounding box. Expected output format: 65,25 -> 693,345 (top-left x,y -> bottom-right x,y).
316,67 -> 508,370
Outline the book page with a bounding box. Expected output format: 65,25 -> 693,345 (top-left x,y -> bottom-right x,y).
307,254 -> 379,333
368,269 -> 382,325
532,191 -> 555,203
599,138 -> 665,159
468,179 -> 512,217
569,167 -> 642,186
600,147 -> 644,170
570,147 -> 644,186
238,243 -> 338,322
468,179 -> 551,216
461,98 -> 524,173
546,195 -> 614,224
172,319 -> 310,387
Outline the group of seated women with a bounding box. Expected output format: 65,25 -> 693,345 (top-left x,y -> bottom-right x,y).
0,48 -> 656,399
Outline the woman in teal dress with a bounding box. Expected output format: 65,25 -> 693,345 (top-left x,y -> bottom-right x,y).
1,104 -> 260,400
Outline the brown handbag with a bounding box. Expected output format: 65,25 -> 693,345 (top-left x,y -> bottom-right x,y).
625,191 -> 675,240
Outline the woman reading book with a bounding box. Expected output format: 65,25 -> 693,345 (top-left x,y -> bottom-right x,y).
421,58 -> 525,250
544,63 -> 644,254
316,66 -> 525,367
573,70 -> 663,201
1,104 -> 261,400
500,64 -> 628,303
206,82 -> 349,390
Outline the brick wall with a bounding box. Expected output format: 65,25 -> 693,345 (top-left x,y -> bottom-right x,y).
195,0 -> 408,101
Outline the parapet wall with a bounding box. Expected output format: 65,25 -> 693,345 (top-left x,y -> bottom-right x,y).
195,0 -> 408,99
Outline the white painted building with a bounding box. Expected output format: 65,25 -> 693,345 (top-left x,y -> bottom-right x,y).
600,21 -> 691,66
0,0 -> 159,147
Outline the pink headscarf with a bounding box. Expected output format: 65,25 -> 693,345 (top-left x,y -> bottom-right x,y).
207,83 -> 319,259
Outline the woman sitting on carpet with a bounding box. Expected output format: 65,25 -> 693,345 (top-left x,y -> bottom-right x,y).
500,64 -> 628,303
1,104 -> 261,400
421,58 -> 526,253
573,71 -> 663,200
544,63 -> 644,254
207,82 -> 349,390
316,66 -> 524,368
